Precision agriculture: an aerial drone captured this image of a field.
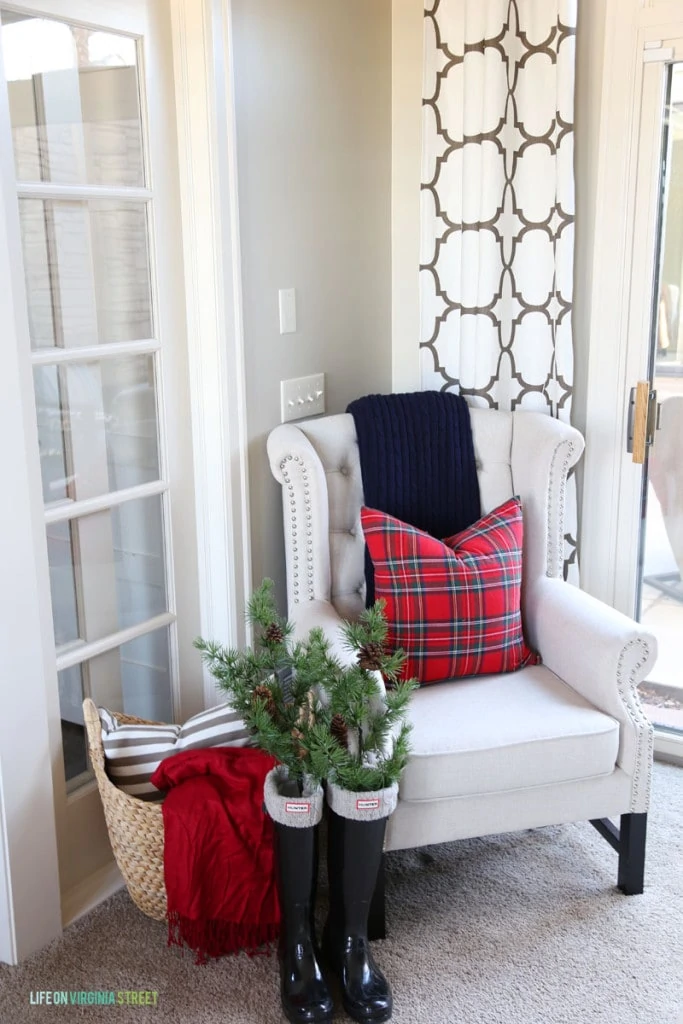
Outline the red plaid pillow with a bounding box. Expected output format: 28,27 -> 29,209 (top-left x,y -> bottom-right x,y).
361,497 -> 538,685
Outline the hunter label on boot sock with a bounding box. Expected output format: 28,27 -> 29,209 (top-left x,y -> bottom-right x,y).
286,801 -> 311,814
356,798 -> 380,811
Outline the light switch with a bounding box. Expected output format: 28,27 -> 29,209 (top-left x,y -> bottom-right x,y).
280,373 -> 325,423
279,288 -> 297,334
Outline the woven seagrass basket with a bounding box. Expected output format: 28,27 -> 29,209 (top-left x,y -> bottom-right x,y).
82,698 -> 166,921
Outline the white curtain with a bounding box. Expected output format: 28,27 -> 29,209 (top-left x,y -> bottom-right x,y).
420,0 -> 578,579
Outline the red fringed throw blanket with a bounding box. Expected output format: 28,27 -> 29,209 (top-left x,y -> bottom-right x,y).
151,747 -> 279,963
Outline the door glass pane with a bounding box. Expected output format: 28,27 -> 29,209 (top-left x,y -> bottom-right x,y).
59,664 -> 89,784
1,11 -> 143,186
88,627 -> 173,723
58,630 -> 173,788
48,494 -> 168,648
34,354 -> 160,504
59,627 -> 172,789
47,521 -> 79,645
638,63 -> 683,734
19,199 -> 153,349
35,364 -> 69,503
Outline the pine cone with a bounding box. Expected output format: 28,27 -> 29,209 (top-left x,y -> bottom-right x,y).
263,622 -> 285,645
357,640 -> 385,672
252,684 -> 277,720
330,714 -> 349,749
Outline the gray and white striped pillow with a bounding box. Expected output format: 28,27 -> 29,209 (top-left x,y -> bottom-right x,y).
177,703 -> 252,754
99,703 -> 252,801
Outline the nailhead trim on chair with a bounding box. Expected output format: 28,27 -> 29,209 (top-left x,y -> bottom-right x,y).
280,455 -> 315,605
547,438 -> 577,578
616,637 -> 655,813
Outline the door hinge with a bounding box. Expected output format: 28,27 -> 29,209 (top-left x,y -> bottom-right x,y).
627,382 -> 660,463
643,41 -> 675,63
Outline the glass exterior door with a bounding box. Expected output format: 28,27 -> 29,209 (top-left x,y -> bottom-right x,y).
637,62 -> 683,735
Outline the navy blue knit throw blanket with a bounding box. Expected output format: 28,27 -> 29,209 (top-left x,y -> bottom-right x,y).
347,391 -> 481,606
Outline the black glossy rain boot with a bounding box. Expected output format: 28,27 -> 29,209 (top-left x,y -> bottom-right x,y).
265,769 -> 333,1024
323,783 -> 396,1023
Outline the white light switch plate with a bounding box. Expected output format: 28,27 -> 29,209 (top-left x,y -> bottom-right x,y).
280,373 -> 325,423
278,288 -> 297,334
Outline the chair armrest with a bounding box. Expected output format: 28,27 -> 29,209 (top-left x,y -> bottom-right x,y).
525,576 -> 656,811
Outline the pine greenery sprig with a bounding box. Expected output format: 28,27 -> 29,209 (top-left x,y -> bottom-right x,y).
245,579 -> 293,639
313,604 -> 418,793
342,600 -> 407,682
195,580 -> 338,790
194,579 -> 417,796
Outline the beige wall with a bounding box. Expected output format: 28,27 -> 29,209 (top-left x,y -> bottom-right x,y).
232,0 -> 675,612
232,0 -> 393,609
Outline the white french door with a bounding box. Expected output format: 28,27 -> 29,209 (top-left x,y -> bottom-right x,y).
0,0 -> 202,924
581,20 -> 683,763
623,32 -> 683,754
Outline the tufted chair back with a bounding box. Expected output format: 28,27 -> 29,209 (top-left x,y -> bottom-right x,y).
268,409 -> 583,622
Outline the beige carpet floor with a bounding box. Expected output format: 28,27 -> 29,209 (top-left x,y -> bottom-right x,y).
2,762 -> 682,1024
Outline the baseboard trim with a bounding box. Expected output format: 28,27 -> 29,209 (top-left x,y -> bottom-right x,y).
62,860 -> 124,929
655,731 -> 683,767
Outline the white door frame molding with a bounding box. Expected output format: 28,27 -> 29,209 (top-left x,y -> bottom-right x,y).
579,0 -> 641,609
169,0 -> 252,705
0,38 -> 63,961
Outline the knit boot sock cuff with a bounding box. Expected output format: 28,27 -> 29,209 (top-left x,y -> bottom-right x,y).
264,766 -> 324,827
326,780 -> 398,821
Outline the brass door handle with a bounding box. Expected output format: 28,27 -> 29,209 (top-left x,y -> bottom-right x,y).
627,381 -> 659,464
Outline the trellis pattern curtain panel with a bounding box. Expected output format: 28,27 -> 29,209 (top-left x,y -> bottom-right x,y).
420,0 -> 578,577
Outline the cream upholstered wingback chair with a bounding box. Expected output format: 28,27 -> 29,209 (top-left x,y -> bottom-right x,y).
267,409 -> 656,936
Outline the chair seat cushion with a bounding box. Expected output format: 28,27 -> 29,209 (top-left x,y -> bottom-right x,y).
400,665 -> 620,801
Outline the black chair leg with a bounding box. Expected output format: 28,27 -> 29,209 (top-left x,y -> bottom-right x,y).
617,812 -> 647,895
367,853 -> 386,941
